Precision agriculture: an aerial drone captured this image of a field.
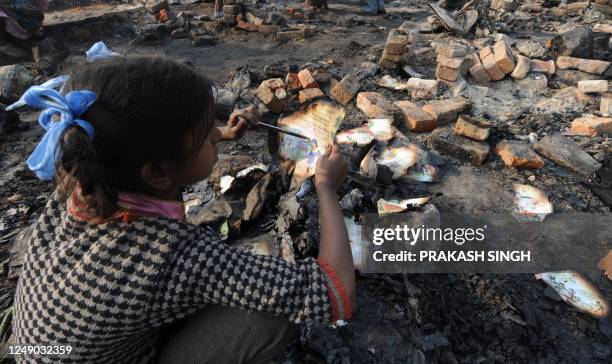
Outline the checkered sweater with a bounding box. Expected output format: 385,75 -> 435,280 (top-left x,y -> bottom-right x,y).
11,195 -> 350,363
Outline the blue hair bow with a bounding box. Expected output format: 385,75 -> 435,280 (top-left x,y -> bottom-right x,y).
20,85 -> 97,180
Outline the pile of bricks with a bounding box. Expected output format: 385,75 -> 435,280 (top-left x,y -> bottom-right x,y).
379,28 -> 411,70
221,1 -> 315,40
256,68 -> 328,112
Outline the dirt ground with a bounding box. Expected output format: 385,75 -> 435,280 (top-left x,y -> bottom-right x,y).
0,0 -> 611,362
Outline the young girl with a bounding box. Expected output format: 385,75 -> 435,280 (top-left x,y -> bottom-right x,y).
10,55 -> 355,363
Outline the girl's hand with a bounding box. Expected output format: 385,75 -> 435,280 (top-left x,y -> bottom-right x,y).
315,144 -> 347,192
222,106 -> 260,141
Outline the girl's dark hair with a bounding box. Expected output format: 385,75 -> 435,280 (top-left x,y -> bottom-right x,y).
57,55 -> 216,218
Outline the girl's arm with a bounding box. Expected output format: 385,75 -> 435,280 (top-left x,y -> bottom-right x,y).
315,144 -> 356,308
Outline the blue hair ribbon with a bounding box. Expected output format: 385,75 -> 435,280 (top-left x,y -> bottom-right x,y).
19,86 -> 97,180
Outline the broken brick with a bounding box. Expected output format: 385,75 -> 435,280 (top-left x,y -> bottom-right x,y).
569,115 -> 612,136
330,73 -> 361,105
394,100 -> 437,132
405,78 -> 439,100
577,80 -> 609,93
384,29 -> 410,55
529,59 -> 556,74
493,40 -> 516,74
481,53 -> 505,81
422,97 -> 471,125
276,29 -> 306,41
436,64 -> 462,82
245,12 -> 264,25
237,20 -> 258,32
496,140 -> 544,169
511,55 -> 530,79
436,44 -> 468,58
454,115 -> 490,141
356,92 -> 399,119
298,88 -> 325,103
430,127 -> 490,166
381,50 -> 402,63
297,69 -> 319,89
275,88 -> 288,100
479,46 -> 494,60
261,78 -> 286,91
285,72 -> 301,92
256,83 -> 285,113
466,54 -> 491,84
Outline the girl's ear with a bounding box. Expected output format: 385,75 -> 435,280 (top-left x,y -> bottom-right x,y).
140,162 -> 174,191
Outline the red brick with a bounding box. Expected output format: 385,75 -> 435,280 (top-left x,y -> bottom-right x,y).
356,92 -> 399,118
578,80 -> 608,93
298,88 -> 325,103
479,46 -> 493,59
436,64 -> 462,82
256,84 -> 285,113
330,74 -> 361,105
601,97 -> 612,116
422,97 -> 471,125
481,53 -> 505,81
381,49 -> 402,63
436,44 -> 468,58
297,69 -> 319,89
261,78 -> 286,91
529,59 -> 555,74
556,56 -> 610,74
394,100 -> 437,132
493,40 -> 515,74
569,115 -> 612,136
496,140 -> 544,169
384,29 -> 410,55
453,115 -> 490,141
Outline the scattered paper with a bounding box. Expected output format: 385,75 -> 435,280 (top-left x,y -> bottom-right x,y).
277,100 -> 346,189
377,197 -> 431,216
335,118 -> 393,146
360,143 -> 437,182
535,271 -> 610,319
345,217 -> 367,272
513,184 -> 553,221
219,176 -> 235,194
378,75 -> 409,90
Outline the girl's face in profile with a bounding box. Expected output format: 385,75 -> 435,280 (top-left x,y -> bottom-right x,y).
172,126 -> 222,187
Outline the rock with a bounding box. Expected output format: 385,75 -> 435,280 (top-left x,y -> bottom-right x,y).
511,55 -> 530,79
223,14 -> 236,25
0,65 -> 34,103
554,27 -> 593,58
569,115 -> 612,136
243,174 -> 272,221
394,100 -> 437,132
297,69 -> 319,89
533,134 -> 601,177
529,59 -> 555,75
356,92 -> 399,119
556,56 -> 610,75
330,73 -> 361,105
577,80 -> 608,93
453,115 -> 490,141
429,127 -> 490,165
422,97 -> 470,125
190,200 -> 232,225
593,23 -> 612,34
298,88 -> 325,103
516,39 -> 547,58
256,82 -> 285,113
214,88 -> 237,119
496,140 -> 544,169
191,35 -> 217,47
491,0 -> 516,11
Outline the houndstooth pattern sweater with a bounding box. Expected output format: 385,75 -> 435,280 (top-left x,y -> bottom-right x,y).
10,194 -> 350,363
